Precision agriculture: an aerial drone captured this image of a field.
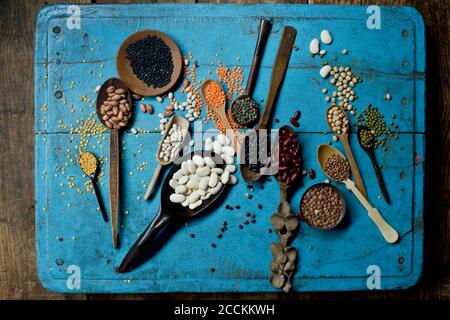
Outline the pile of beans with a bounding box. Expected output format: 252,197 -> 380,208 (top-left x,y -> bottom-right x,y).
327,106 -> 348,135
159,124 -> 185,162
301,184 -> 344,229
231,96 -> 259,126
323,154 -> 350,182
275,127 -> 301,186
100,86 -> 132,129
126,35 -> 173,89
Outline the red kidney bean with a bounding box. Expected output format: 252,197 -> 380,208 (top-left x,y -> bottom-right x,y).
275,126 -> 302,185
290,117 -> 299,127
308,169 -> 316,179
294,110 -> 301,120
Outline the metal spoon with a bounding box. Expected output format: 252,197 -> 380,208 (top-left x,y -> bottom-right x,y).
144,115 -> 189,200
325,105 -> 367,198
317,144 -> 398,244
96,77 -> 133,248
230,19 -> 272,127
357,126 -> 390,204
78,151 -> 108,222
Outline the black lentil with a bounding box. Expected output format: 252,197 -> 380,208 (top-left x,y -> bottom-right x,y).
126,35 -> 173,88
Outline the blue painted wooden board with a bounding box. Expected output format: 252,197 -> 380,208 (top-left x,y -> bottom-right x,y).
34,4 -> 425,293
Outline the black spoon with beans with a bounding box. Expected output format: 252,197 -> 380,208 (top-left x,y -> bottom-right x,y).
117,151 -> 228,274
357,126 -> 390,204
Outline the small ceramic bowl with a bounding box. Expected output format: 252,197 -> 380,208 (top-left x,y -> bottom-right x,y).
298,182 -> 346,230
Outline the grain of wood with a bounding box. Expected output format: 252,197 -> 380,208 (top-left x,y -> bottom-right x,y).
0,0 -> 448,300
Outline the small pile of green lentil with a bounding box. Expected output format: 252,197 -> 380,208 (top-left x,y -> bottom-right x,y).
355,104 -> 399,151
231,96 -> 259,126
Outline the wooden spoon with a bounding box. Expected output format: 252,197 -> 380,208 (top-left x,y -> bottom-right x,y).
317,144 -> 398,244
96,77 -> 133,248
144,115 -> 189,200
240,26 -> 297,184
230,19 -> 272,127
201,80 -> 241,150
325,105 -> 367,198
357,126 -> 390,204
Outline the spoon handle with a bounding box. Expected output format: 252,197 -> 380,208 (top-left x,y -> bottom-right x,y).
246,19 -> 272,96
344,179 -> 399,244
144,163 -> 163,200
367,152 -> 390,204
90,177 -> 108,222
110,129 -> 120,248
117,210 -> 172,273
341,134 -> 367,198
258,26 -> 297,130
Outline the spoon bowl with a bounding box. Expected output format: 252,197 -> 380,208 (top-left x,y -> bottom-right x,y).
144,115 -> 189,200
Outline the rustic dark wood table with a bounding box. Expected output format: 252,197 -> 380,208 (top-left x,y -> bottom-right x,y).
0,0 -> 448,300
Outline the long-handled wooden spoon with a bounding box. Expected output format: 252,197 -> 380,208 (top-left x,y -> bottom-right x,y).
240,26 -> 297,184
144,115 -> 189,200
317,144 -> 398,244
96,77 -> 133,248
326,105 -> 367,198
357,126 -> 390,204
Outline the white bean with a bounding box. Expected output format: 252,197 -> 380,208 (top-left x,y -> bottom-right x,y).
210,182 -> 223,195
196,166 -> 211,177
221,170 -> 230,184
189,200 -> 202,210
170,193 -> 185,203
175,185 -> 187,194
225,164 -> 236,173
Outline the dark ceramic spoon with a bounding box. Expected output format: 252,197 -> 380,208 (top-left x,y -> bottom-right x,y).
357,126 -> 390,204
117,151 -> 228,273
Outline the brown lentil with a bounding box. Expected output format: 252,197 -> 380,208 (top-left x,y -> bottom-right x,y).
301,184 -> 344,229
323,154 -> 350,182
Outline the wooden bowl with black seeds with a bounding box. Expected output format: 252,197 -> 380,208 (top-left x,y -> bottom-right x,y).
117,30 -> 183,96
299,183 -> 346,230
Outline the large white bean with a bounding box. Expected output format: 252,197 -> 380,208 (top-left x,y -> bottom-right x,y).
208,172 -> 218,188
175,185 -> 187,194
228,175 -> 237,185
221,170 -> 230,184
189,200 -> 203,210
199,176 -> 209,190
196,166 -> 211,177
222,146 -> 235,157
192,155 -> 205,167
211,168 -> 224,175
178,175 -> 189,185
187,160 -> 197,174
225,164 -> 236,173
187,179 -> 199,189
204,157 -> 216,168
210,182 -> 223,195
213,140 -> 222,154
170,193 -> 185,203
188,191 -> 200,203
